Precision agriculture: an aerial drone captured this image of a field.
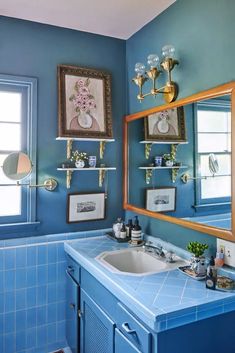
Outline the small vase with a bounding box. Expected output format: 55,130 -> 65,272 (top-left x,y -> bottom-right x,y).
165,160 -> 174,167
75,159 -> 85,168
190,256 -> 206,275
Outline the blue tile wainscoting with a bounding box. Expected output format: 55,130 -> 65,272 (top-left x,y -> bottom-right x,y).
0,229 -> 110,353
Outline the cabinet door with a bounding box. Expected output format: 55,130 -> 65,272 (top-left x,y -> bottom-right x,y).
66,270 -> 79,353
80,289 -> 115,353
115,328 -> 142,353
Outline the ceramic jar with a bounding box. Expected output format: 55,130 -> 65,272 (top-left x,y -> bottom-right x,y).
190,256 -> 206,275
75,159 -> 85,168
165,160 -> 174,167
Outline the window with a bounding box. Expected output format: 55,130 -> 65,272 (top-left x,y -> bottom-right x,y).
195,99 -> 231,205
0,74 -> 37,224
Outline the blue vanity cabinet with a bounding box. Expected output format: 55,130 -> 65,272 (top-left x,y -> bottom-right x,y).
115,328 -> 141,353
66,256 -> 81,353
80,288 -> 115,353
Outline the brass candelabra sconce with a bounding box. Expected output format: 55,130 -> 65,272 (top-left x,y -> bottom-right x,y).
132,45 -> 179,103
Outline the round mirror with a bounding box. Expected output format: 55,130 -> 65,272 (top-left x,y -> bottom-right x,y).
209,153 -> 219,175
2,152 -> 32,181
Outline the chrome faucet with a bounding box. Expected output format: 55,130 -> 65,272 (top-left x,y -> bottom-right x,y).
143,241 -> 165,257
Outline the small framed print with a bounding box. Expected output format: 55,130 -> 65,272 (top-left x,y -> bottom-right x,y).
146,187 -> 176,213
58,65 -> 113,139
67,192 -> 105,223
144,107 -> 186,142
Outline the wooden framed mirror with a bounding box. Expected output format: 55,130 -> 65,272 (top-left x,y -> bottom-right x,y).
123,82 -> 235,241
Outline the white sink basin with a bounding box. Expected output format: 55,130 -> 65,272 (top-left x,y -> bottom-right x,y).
96,247 -> 187,276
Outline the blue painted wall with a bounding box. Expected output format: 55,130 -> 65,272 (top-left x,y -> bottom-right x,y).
126,0 -> 235,251
0,16 -> 126,238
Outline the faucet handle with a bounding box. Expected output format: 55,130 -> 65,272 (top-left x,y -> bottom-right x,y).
165,251 -> 175,263
145,241 -> 152,245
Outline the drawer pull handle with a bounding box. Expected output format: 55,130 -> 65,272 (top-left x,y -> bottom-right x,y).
67,266 -> 74,273
69,303 -> 75,310
122,322 -> 136,334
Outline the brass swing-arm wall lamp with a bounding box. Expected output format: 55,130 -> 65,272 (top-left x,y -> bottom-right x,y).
132,45 -> 179,104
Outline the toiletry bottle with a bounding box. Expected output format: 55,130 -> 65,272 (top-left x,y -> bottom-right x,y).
120,223 -> 127,239
215,249 -> 224,267
206,256 -> 217,290
126,219 -> 133,238
113,218 -> 122,238
131,216 -> 142,243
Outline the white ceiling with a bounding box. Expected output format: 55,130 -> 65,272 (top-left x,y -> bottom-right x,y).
0,0 -> 176,39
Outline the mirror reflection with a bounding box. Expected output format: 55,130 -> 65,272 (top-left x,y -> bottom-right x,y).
128,95 -> 231,230
2,152 -> 32,181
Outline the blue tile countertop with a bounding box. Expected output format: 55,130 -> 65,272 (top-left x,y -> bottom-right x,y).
64,236 -> 235,333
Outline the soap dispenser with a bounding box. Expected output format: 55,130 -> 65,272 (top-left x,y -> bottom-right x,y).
131,216 -> 142,243
206,256 -> 217,290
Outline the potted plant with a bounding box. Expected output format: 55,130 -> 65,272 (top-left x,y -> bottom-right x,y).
163,152 -> 175,167
187,241 -> 208,275
70,150 -> 88,168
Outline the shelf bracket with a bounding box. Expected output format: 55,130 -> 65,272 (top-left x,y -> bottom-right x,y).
171,167 -> 180,183
145,169 -> 153,184
99,169 -> 106,187
145,143 -> 152,159
66,170 -> 73,189
67,140 -> 73,159
100,141 -> 106,159
171,144 -> 178,160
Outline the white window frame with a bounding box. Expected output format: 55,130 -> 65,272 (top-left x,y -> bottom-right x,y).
0,74 -> 37,226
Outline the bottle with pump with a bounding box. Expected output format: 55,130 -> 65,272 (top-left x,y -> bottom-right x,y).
131,216 -> 142,243
120,223 -> 127,239
206,256 -> 217,290
126,219 -> 133,238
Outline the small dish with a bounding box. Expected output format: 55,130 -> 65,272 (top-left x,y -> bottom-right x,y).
178,265 -> 206,281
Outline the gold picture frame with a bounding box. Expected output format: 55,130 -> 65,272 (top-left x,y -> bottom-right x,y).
58,65 -> 113,139
144,107 -> 186,142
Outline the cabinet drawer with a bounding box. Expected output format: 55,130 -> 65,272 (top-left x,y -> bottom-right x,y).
116,302 -> 151,353
66,255 -> 81,284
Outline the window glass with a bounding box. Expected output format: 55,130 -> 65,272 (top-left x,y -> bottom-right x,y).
197,110 -> 231,132
0,122 -> 21,151
201,176 -> 231,199
198,133 -> 231,153
200,154 -> 231,176
196,101 -> 231,204
0,186 -> 21,216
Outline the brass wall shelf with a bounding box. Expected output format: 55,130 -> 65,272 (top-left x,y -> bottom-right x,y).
139,140 -> 188,159
57,167 -> 116,189
56,137 -> 115,159
139,165 -> 188,184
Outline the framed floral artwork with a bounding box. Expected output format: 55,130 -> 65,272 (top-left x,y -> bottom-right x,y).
67,192 -> 106,223
58,65 -> 113,138
144,107 -> 186,142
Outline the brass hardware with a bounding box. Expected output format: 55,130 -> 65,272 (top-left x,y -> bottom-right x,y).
181,173 -> 207,184
66,170 -> 73,188
66,139 -> 73,159
132,76 -> 148,101
163,82 -> 178,104
132,51 -> 179,103
145,143 -> 152,159
99,169 -> 106,187
9,178 -> 58,191
100,141 -> 106,159
171,168 -> 180,183
171,144 -> 178,160
146,169 -> 153,184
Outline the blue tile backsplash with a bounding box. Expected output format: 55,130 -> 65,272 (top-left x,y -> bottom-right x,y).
0,229 -> 109,353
